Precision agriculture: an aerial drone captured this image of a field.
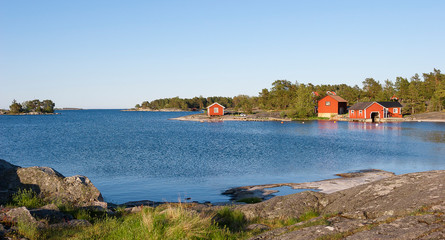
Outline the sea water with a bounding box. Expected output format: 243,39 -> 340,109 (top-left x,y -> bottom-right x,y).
1,110 -> 444,203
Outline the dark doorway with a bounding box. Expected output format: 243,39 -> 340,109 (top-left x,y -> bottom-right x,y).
371,112 -> 379,123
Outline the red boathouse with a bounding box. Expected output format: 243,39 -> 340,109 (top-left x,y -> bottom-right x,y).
317,95 -> 348,118
349,101 -> 403,122
206,102 -> 225,117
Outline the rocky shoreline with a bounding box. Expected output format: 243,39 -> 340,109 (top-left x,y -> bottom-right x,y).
171,111 -> 292,122
122,108 -> 189,112
171,111 -> 445,123
1,159 -> 444,239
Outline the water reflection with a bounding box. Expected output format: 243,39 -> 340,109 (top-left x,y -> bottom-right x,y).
317,120 -> 339,130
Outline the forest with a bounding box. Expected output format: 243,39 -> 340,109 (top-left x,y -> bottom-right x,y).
135,69 -> 445,118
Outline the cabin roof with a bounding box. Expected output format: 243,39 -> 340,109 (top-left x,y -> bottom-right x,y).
349,102 -> 373,110
206,102 -> 225,109
378,101 -> 403,108
349,101 -> 402,110
320,95 -> 347,102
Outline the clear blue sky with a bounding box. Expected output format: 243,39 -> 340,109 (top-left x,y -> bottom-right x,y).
1,0 -> 444,109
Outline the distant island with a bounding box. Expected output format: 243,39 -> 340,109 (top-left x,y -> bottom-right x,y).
54,108 -> 83,110
1,99 -> 57,115
130,68 -> 445,119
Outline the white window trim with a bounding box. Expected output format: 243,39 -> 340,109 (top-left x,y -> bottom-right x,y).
214,107 -> 219,113
359,110 -> 363,115
393,108 -> 398,113
351,110 -> 355,114
325,101 -> 331,106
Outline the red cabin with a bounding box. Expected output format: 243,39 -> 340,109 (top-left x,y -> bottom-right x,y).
349,102 -> 402,122
317,95 -> 348,118
206,102 -> 225,117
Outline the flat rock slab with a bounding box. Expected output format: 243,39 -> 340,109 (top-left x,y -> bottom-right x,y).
323,170 -> 445,218
245,170 -> 445,239
224,169 -> 394,201
346,214 -> 445,240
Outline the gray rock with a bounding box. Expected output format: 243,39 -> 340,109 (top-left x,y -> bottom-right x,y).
0,160 -> 20,203
236,191 -> 327,220
4,207 -> 36,223
346,214 -> 445,239
323,170 -> 445,219
246,170 -> 445,239
49,219 -> 92,228
246,223 -> 271,231
0,223 -> 5,236
0,159 -> 106,207
29,205 -> 73,224
16,167 -> 104,207
40,203 -> 59,211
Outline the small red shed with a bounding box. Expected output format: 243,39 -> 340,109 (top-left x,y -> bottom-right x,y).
206,102 -> 225,117
317,95 -> 348,118
349,101 -> 402,122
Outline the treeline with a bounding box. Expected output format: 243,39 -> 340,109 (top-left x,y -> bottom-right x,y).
136,69 -> 445,117
9,99 -> 55,114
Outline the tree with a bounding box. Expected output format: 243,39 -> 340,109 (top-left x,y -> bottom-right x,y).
362,78 -> 382,100
382,79 -> 395,101
288,84 -> 315,118
42,100 -> 55,113
233,95 -> 254,113
9,100 -> 23,113
395,77 -> 410,102
258,88 -> 271,109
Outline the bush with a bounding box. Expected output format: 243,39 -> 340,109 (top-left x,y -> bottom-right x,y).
10,188 -> 46,209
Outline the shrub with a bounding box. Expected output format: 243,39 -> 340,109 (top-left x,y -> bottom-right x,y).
10,188 -> 46,209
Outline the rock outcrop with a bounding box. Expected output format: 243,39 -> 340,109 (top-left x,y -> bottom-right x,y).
0,160 -> 20,203
323,170 -> 445,219
0,159 -> 105,208
237,170 -> 445,239
237,191 -> 326,219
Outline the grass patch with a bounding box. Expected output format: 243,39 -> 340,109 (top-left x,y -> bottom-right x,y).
34,204 -> 243,240
236,197 -> 262,204
214,207 -> 247,232
16,219 -> 41,240
298,209 -> 320,222
9,188 -> 46,209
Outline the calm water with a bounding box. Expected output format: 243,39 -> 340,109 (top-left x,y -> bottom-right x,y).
1,110 -> 444,203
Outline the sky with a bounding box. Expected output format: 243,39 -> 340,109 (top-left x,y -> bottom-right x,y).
1,0 -> 444,109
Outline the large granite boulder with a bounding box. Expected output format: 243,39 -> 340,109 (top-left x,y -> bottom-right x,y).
0,160 -> 21,203
0,159 -> 105,208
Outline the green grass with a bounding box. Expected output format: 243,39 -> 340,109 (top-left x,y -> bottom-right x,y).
17,204 -> 244,240
298,209 -> 320,222
2,201 -> 332,240
9,188 -> 46,209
